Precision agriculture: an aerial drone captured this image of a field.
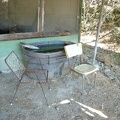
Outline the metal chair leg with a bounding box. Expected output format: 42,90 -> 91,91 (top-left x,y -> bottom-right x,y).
36,74 -> 49,106
82,75 -> 84,95
46,70 -> 51,90
94,72 -> 97,87
11,80 -> 22,104
85,76 -> 90,84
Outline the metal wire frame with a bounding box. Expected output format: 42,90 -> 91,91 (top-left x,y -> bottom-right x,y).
26,57 -> 49,81
26,56 -> 50,89
5,51 -> 49,106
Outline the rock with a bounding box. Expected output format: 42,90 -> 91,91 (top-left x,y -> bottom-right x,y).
104,69 -> 111,76
117,112 -> 120,118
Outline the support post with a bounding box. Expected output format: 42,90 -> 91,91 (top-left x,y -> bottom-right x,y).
37,0 -> 40,32
37,0 -> 45,35
40,0 -> 45,35
78,0 -> 83,43
92,0 -> 104,64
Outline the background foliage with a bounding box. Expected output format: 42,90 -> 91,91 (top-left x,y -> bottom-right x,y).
82,0 -> 120,44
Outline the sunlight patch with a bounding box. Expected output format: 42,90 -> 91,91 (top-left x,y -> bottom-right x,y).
2,0 -> 9,3
75,101 -> 108,118
60,100 -> 70,104
85,111 -> 95,117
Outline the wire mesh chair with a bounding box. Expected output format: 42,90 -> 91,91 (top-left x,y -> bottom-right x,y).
5,51 -> 49,106
64,43 -> 99,94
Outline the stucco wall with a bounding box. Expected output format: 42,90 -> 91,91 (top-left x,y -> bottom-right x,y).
0,0 -> 78,34
44,0 -> 78,33
0,0 -> 37,33
0,35 -> 78,72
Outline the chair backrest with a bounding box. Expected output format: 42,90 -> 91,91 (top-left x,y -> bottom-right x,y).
5,51 -> 26,80
64,43 -> 83,58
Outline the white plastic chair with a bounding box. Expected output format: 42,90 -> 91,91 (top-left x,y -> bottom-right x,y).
64,43 -> 99,94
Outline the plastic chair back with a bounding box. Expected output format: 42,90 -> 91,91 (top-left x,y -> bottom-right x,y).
64,43 -> 83,58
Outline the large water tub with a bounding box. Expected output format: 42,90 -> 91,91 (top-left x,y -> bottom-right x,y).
22,41 -> 75,78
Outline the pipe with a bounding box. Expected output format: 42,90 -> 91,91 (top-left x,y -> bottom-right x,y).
40,0 -> 45,33
78,0 -> 83,43
37,0 -> 40,32
92,0 -> 104,65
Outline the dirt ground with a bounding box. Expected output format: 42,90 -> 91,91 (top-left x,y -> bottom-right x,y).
0,71 -> 120,120
81,35 -> 120,53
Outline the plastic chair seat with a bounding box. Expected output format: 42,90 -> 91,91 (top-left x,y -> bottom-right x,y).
64,43 -> 99,94
71,64 -> 98,75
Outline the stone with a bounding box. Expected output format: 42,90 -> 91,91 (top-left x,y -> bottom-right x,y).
117,112 -> 120,118
104,69 -> 111,75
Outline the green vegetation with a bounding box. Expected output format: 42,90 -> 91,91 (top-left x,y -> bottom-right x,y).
82,0 -> 120,44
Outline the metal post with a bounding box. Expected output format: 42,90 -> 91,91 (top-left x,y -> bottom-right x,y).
78,0 -> 83,43
92,0 -> 104,64
37,0 -> 40,32
40,0 -> 45,33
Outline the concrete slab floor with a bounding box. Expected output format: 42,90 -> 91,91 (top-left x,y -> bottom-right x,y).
0,72 -> 120,120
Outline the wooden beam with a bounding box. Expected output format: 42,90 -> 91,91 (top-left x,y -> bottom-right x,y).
37,0 -> 40,32
0,32 -> 42,41
39,0 -> 45,34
